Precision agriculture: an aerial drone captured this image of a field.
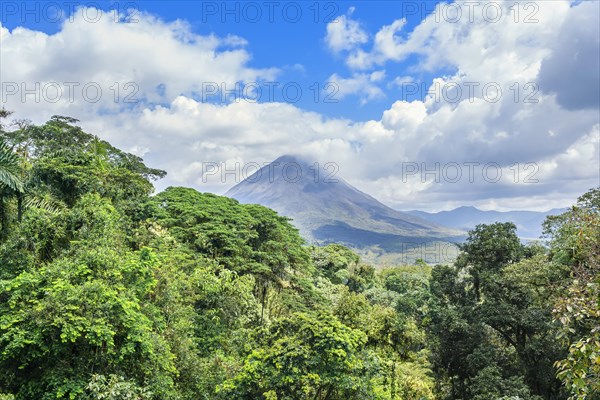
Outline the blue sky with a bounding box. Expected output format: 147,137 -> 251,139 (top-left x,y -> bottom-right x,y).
1,1 -> 450,120
0,1 -> 598,211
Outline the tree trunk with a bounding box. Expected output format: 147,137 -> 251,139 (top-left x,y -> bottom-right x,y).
390,361 -> 397,399
17,193 -> 23,222
323,385 -> 334,400
260,284 -> 267,325
473,271 -> 481,302
0,199 -> 7,240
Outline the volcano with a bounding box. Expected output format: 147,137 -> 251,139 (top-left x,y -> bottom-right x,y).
225,155 -> 464,265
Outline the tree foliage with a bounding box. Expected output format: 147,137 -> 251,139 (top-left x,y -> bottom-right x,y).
548,189 -> 600,399
0,114 -> 596,400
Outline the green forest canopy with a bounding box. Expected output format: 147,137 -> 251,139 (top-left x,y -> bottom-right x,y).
0,114 -> 598,399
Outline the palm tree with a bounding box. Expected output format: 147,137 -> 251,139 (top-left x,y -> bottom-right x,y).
0,138 -> 24,238
0,139 -> 23,191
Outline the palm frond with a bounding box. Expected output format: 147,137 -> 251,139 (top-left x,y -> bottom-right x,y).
23,192 -> 66,214
0,139 -> 24,192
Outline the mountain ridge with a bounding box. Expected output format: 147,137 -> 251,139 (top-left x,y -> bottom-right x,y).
406,206 -> 568,240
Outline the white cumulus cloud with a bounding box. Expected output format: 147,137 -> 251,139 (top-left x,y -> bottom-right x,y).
1,1 -> 597,211
325,8 -> 368,53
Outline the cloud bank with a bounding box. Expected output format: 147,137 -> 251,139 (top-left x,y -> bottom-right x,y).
1,1 -> 598,211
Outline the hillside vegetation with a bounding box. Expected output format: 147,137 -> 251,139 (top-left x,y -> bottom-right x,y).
0,114 -> 597,399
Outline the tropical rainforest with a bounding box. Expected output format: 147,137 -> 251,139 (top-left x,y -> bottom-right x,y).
0,112 -> 597,400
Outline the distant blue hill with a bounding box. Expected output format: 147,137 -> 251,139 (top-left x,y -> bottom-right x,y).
405,206 -> 568,240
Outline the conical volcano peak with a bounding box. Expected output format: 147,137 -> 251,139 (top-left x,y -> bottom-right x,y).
272,154 -> 311,165
269,154 -> 328,180
239,155 -> 341,188
225,155 -> 463,253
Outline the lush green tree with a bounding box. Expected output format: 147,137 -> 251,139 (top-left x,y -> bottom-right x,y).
345,263 -> 376,293
456,222 -> 524,301
0,195 -> 177,399
547,189 -> 600,399
0,115 -> 165,244
219,312 -> 372,400
2,113 -> 595,400
0,111 -> 24,238
381,265 -> 431,321
0,139 -> 22,193
85,374 -> 153,399
310,243 -> 360,284
428,223 -> 564,399
326,264 -> 435,399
